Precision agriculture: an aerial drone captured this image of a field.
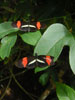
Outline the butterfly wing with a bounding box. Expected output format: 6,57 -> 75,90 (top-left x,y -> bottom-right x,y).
15,55 -> 54,69
15,56 -> 36,69
36,55 -> 54,67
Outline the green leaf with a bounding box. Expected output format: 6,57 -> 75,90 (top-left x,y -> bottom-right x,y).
0,35 -> 17,59
34,23 -> 75,74
0,22 -> 18,39
34,23 -> 70,72
34,66 -> 49,73
56,82 -> 75,100
69,44 -> 75,74
49,33 -> 75,74
34,23 -> 70,55
48,38 -> 64,61
20,31 -> 41,46
39,71 -> 50,86
49,33 -> 74,61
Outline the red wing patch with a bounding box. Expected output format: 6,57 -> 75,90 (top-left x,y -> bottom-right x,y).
45,56 -> 52,66
22,57 -> 28,68
16,21 -> 21,28
36,22 -> 41,29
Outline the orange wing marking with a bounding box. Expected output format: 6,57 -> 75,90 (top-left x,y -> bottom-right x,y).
16,21 -> 21,28
46,56 -> 52,66
36,22 -> 41,29
22,57 -> 28,68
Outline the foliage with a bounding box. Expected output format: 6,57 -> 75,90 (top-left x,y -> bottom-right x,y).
0,0 -> 75,100
0,22 -> 75,74
56,82 -> 75,100
0,19 -> 75,100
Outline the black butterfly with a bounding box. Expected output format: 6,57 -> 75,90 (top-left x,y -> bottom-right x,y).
15,54 -> 54,69
12,21 -> 46,32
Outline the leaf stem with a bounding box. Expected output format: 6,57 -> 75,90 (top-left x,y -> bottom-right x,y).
0,76 -> 12,100
0,69 -> 26,82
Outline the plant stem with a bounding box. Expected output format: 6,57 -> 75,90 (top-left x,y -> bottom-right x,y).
0,76 -> 12,100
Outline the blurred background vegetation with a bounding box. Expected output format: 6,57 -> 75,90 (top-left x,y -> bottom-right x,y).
0,0 -> 75,100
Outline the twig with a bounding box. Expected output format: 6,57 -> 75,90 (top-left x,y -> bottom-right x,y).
38,79 -> 56,100
0,69 -> 26,82
38,85 -> 51,100
0,76 -> 12,100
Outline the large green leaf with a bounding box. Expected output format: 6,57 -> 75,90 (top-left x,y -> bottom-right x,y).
34,33 -> 75,73
0,22 -> 18,39
34,23 -> 70,72
34,24 -> 75,74
20,31 -> 41,46
69,44 -> 75,74
56,82 -> 75,100
48,33 -> 74,61
49,33 -> 75,74
48,37 -> 64,61
34,23 -> 70,55
0,35 -> 17,59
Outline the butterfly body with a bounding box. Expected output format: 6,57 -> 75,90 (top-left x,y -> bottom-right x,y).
15,55 -> 54,69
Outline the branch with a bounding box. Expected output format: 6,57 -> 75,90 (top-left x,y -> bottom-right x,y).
0,76 -> 12,100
